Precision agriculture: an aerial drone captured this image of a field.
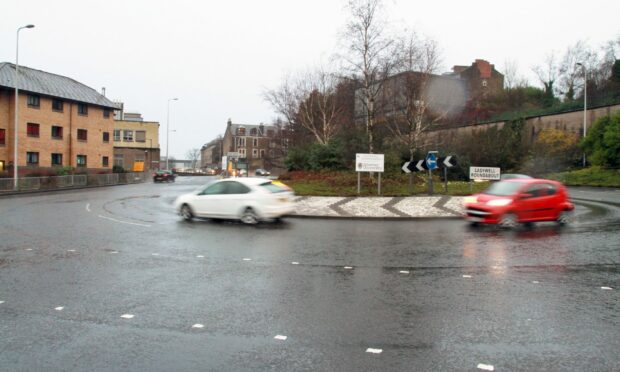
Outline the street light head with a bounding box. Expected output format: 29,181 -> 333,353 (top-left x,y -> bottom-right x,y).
25,24 -> 35,28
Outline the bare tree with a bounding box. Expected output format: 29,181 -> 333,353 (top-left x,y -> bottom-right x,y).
386,32 -> 443,162
502,59 -> 528,89
185,148 -> 200,170
340,0 -> 395,153
533,52 -> 560,105
558,40 -> 595,101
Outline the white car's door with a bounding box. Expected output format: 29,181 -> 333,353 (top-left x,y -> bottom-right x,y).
219,181 -> 254,218
192,181 -> 228,217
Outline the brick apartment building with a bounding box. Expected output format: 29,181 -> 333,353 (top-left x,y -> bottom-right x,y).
222,119 -> 285,173
200,137 -> 222,170
0,62 -> 120,175
112,109 -> 160,172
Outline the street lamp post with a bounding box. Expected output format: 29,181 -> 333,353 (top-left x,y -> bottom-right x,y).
165,98 -> 178,170
13,24 -> 35,190
576,62 -> 587,167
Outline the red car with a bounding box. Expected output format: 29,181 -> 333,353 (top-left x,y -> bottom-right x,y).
463,178 -> 574,228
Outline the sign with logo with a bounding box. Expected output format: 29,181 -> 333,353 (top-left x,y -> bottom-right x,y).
469,166 -> 501,180
133,161 -> 144,172
227,152 -> 240,159
356,153 -> 384,172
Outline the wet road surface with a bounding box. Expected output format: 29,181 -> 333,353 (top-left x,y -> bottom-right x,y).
1,177 -> 619,371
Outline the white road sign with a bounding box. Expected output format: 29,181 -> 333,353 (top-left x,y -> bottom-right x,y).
469,166 -> 501,180
356,153 -> 384,172
222,156 -> 228,170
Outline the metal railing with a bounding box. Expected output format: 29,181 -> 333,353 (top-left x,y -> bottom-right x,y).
0,172 -> 147,193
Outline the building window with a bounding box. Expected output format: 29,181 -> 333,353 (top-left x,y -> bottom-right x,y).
237,137 -> 245,147
51,126 -> 63,139
482,79 -> 488,87
52,99 -> 64,112
135,130 -> 146,142
77,129 -> 88,141
253,138 -> 258,147
27,94 -> 40,108
250,128 -> 257,136
252,149 -> 258,158
123,130 -> 134,141
27,152 -> 39,165
267,129 -> 274,137
113,129 -> 121,141
114,154 -> 124,167
102,156 -> 109,167
269,140 -> 276,148
236,127 -> 246,136
0,128 -> 5,145
51,153 -> 63,166
77,103 -> 88,116
27,123 -> 40,137
77,155 -> 87,167
239,148 -> 246,158
102,132 -> 110,142
260,149 -> 265,158
103,108 -> 111,118
269,149 -> 275,157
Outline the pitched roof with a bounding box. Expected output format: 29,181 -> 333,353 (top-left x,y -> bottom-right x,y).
0,62 -> 121,109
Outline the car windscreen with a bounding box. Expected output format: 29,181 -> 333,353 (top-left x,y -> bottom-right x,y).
482,181 -> 524,196
260,182 -> 287,193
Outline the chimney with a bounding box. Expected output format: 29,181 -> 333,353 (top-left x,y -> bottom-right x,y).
227,118 -> 232,126
101,87 -> 106,96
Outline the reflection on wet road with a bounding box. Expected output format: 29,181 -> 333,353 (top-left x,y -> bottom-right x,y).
0,178 -> 618,371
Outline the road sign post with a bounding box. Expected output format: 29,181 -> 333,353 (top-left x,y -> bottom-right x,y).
426,151 -> 438,195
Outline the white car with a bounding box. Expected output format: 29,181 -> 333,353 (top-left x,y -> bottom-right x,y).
173,178 -> 296,224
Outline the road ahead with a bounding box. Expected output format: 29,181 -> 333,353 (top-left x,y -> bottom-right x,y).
1,177 -> 619,371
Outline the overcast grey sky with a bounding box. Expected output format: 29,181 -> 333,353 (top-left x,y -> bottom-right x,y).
2,0 -> 619,158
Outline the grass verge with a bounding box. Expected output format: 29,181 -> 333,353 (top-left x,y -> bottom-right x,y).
279,171 -> 489,196
548,167 -> 620,187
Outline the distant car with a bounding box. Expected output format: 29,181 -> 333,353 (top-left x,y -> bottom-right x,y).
174,178 -> 296,224
153,170 -> 176,183
205,168 -> 218,175
255,169 -> 271,176
463,178 -> 574,228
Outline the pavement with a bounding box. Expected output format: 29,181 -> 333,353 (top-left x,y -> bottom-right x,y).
294,195 -> 464,218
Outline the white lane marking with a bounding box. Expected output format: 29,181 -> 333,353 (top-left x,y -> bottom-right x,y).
120,314 -> 134,319
532,281 -> 540,284
274,335 -> 287,341
477,363 -> 495,371
26,248 -> 33,251
366,348 -> 382,354
196,255 -> 204,258
67,250 -> 76,252
291,262 -> 299,265
152,253 -> 160,256
243,258 -> 252,261
0,301 -> 4,304
98,214 -> 151,228
109,251 -> 119,254
399,270 -> 410,274
55,306 -> 64,311
462,275 -> 472,278
86,203 -> 91,212
601,286 -> 613,290
192,324 -> 204,329
344,266 -> 353,270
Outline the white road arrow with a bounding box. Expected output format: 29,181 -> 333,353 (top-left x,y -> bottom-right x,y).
401,162 -> 411,173
443,155 -> 454,168
416,160 -> 425,171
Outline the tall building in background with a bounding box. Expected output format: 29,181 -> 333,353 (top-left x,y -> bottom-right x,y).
112,110 -> 160,172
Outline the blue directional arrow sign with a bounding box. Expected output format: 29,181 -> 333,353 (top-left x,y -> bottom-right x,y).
425,152 -> 438,170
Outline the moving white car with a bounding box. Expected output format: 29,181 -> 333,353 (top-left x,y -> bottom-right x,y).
173,178 -> 296,224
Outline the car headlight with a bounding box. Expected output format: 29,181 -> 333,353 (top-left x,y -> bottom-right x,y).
463,196 -> 478,204
487,198 -> 512,207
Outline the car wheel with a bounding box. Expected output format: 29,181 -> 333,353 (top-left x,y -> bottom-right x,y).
557,210 -> 573,225
180,204 -> 194,221
240,207 -> 259,225
498,212 -> 518,229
